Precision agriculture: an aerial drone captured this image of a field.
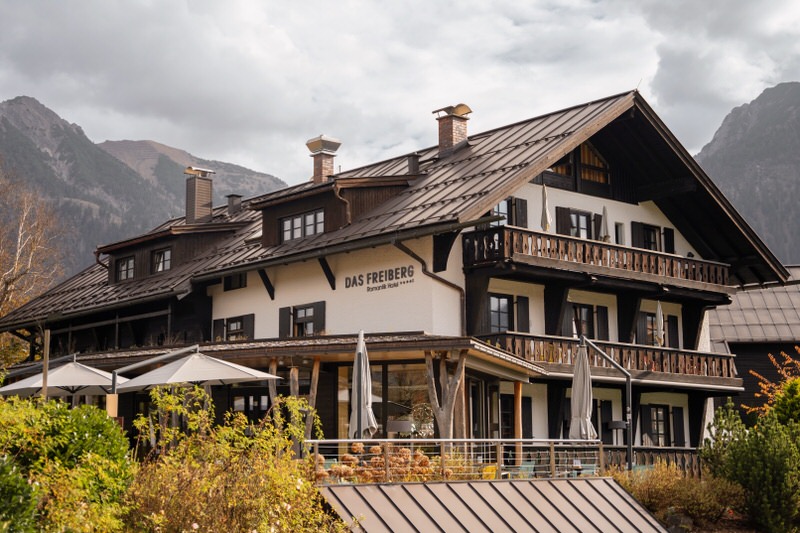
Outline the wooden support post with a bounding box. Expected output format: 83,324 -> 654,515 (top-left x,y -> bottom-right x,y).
495,442 -> 503,479
550,441 -> 556,477
304,357 -> 320,440
268,357 -> 278,405
41,329 -> 50,400
514,381 -> 523,466
290,366 -> 299,397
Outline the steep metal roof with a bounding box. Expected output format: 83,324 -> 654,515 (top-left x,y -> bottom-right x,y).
321,478 -> 666,533
0,91 -> 787,331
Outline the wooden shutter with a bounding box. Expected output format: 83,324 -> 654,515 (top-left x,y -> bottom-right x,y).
212,319 -> 225,342
636,312 -> 648,345
672,406 -> 685,446
600,400 -> 614,444
593,213 -> 603,240
663,228 -> 675,254
556,207 -> 571,236
278,307 -> 292,338
312,301 -> 326,334
515,296 -> 530,332
512,197 -> 528,228
640,405 -> 653,446
631,221 -> 644,248
242,314 -> 255,340
522,397 -> 533,438
667,315 -> 679,348
596,306 -> 609,340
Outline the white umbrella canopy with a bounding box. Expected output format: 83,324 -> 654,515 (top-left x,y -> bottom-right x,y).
598,205 -> 611,242
655,300 -> 665,347
0,361 -> 128,397
349,330 -> 378,439
541,184 -> 553,232
116,352 -> 279,392
568,342 -> 598,440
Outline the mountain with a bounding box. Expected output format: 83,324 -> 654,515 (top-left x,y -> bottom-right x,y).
695,82 -> 800,265
0,96 -> 285,276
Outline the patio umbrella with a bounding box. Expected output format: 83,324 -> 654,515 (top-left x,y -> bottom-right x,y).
655,300 -> 665,347
541,184 -> 553,232
0,361 -> 128,397
568,340 -> 598,440
116,352 -> 278,392
349,330 -> 378,439
598,205 -> 611,242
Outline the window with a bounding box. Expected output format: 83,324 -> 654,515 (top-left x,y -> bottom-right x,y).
547,142 -> 610,184
116,256 -> 134,281
631,223 -> 675,254
637,311 -> 680,348
279,301 -> 326,338
281,209 -> 324,242
569,303 -> 609,340
555,207 -> 599,240
223,273 -> 247,291
152,248 -> 171,273
489,294 -> 513,333
212,314 -> 255,342
641,405 -> 670,447
487,197 -> 528,228
615,222 -> 625,245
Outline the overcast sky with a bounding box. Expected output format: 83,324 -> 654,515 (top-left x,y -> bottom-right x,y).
2,1 -> 800,186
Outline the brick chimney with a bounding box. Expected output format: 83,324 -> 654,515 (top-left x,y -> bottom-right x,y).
184,166 -> 215,224
306,134 -> 342,183
433,103 -> 472,154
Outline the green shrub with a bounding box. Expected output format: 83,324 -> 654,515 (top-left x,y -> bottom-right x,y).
771,377 -> 800,425
726,414 -> 800,532
0,455 -> 38,532
0,396 -> 133,532
699,397 -> 747,479
674,474 -> 745,527
125,387 -> 347,532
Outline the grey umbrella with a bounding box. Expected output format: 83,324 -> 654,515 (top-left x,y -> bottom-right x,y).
0,361 -> 128,397
349,330 -> 378,439
568,340 -> 598,440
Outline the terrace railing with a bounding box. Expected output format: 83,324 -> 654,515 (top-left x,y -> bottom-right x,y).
462,227 -> 729,287
305,438 -> 701,485
478,333 -> 738,380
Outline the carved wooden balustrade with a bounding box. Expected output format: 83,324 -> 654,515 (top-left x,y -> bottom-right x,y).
462,227 -> 730,286
478,333 -> 738,380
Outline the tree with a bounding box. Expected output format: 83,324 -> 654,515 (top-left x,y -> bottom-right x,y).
425,349 -> 466,439
0,163 -> 64,368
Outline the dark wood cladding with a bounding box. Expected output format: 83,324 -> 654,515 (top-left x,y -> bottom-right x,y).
463,227 -> 730,289
479,332 -> 740,381
340,184 -> 407,220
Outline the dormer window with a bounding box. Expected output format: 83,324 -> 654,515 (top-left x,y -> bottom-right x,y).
116,256 -> 134,281
281,209 -> 324,242
152,248 -> 171,273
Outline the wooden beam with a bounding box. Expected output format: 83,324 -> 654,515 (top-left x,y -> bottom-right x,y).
257,269 -> 275,300
636,177 -> 696,201
290,366 -> 299,397
304,357 -> 321,440
514,381 -> 523,466
268,357 -> 278,405
50,308 -> 170,334
433,230 -> 459,272
318,257 -> 336,291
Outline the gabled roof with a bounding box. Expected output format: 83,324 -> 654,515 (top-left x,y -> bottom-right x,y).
0,91 -> 787,331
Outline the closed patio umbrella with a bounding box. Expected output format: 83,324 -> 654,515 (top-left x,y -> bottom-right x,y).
0,361 -> 128,397
598,205 -> 611,242
349,330 -> 378,439
655,300 -> 665,347
541,184 -> 553,232
116,352 -> 278,392
568,339 -> 598,440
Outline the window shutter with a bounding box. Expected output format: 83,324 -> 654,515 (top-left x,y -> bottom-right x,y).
522,397 -> 533,438
631,222 -> 644,249
672,406 -> 685,446
636,312 -> 648,345
515,296 -> 530,333
596,306 -> 609,341
312,301 -> 326,334
278,307 -> 292,338
513,197 -> 528,228
556,207 -> 571,236
242,314 -> 255,340
663,228 -> 675,254
593,213 -> 603,240
212,319 -> 225,342
640,405 -> 653,446
600,400 -> 613,445
667,315 -> 680,348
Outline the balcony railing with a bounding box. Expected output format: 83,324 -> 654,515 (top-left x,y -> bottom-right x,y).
478,333 -> 738,380
462,227 -> 729,286
305,438 -> 700,485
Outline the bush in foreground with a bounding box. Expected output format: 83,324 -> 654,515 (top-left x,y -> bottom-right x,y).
124,387 -> 347,532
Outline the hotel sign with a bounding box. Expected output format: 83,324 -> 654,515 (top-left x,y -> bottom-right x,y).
345,265 -> 416,293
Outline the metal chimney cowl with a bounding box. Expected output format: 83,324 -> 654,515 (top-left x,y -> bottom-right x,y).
306,134 -> 341,183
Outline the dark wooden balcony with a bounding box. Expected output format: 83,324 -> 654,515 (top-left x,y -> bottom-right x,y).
478,332 -> 741,387
462,227 -> 730,290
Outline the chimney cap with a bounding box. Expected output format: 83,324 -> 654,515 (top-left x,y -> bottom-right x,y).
184,166 -> 216,177
306,134 -> 342,155
432,103 -> 472,118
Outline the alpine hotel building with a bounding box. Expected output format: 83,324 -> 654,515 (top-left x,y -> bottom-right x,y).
0,91 -> 788,457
